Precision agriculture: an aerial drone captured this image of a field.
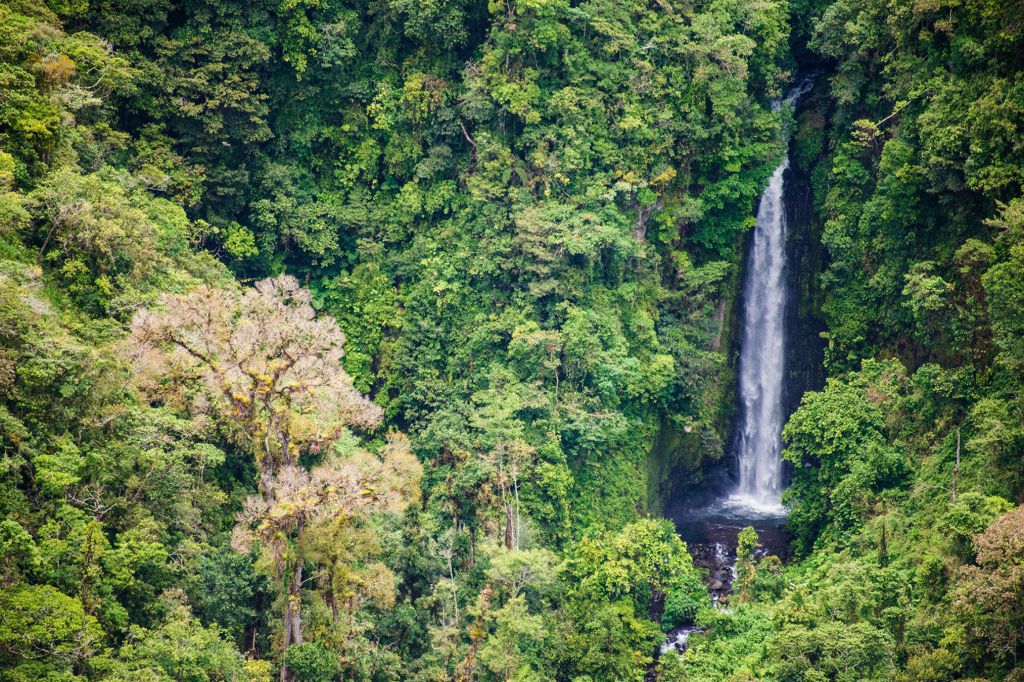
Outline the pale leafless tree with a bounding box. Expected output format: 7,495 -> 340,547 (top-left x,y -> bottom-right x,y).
130,274 -> 383,500
130,275 -> 410,681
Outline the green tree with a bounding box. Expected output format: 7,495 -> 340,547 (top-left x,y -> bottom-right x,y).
736,526 -> 760,601
783,361 -> 913,552
953,504 -> 1024,670
108,590 -> 247,682
983,199 -> 1024,373
773,620 -> 895,682
0,585 -> 102,673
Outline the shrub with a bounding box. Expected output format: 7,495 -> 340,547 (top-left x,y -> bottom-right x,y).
284,643 -> 341,682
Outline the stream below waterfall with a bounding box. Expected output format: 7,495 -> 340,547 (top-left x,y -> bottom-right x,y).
661,75 -> 817,657
661,499 -> 792,655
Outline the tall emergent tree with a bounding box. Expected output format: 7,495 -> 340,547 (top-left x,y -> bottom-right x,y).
130,275 -> 421,680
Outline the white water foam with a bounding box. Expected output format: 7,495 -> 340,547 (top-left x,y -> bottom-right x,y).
735,77 -> 815,506
660,625 -> 706,657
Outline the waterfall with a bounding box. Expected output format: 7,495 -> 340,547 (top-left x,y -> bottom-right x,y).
734,78 -> 815,508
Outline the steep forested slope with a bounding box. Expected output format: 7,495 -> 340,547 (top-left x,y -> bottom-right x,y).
0,0 -> 1023,680
677,1 -> 1024,680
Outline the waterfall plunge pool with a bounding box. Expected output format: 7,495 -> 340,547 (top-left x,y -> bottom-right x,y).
673,496 -> 791,562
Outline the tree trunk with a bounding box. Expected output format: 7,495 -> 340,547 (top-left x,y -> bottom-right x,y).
281,596 -> 294,682
260,457 -> 276,502
952,427 -> 960,503
331,569 -> 339,623
291,563 -> 304,645
280,561 -> 304,682
504,504 -> 513,550
457,581 -> 493,682
36,220 -> 60,264
512,469 -> 521,551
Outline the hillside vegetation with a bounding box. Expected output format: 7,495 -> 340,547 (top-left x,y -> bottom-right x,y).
0,0 -> 1022,680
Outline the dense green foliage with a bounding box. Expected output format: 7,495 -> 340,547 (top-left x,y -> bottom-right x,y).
1,0 -> 1023,679
671,0 -> 1024,679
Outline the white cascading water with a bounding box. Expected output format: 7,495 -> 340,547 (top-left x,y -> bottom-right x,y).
734,78 -> 815,508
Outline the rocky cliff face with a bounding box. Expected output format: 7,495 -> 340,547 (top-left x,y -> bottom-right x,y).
652,227 -> 751,517
782,81 -> 831,447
